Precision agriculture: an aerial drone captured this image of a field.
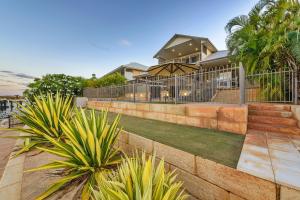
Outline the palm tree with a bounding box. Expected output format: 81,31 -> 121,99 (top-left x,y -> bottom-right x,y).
225,0 -> 300,73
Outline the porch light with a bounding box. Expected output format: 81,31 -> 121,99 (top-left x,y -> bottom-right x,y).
179,89 -> 191,97
139,93 -> 144,97
178,53 -> 182,56
189,43 -> 192,46
195,48 -> 198,51
172,49 -> 175,52
161,90 -> 169,97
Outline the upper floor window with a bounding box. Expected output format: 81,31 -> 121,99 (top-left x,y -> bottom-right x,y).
203,45 -> 207,55
191,56 -> 198,63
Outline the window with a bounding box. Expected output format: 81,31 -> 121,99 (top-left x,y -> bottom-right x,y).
202,45 -> 207,55
191,56 -> 197,63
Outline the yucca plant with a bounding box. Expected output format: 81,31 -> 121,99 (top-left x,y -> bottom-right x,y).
11,92 -> 73,155
27,109 -> 122,200
92,152 -> 188,200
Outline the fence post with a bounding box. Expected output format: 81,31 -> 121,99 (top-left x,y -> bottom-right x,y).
295,69 -> 298,104
8,116 -> 11,128
174,75 -> 177,104
133,83 -> 136,103
239,62 -> 245,104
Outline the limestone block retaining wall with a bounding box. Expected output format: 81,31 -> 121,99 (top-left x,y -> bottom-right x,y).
117,131 -> 300,200
87,101 -> 248,135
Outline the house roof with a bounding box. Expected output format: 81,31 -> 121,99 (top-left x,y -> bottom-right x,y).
102,62 -> 148,77
153,34 -> 218,59
122,62 -> 148,71
200,50 -> 229,64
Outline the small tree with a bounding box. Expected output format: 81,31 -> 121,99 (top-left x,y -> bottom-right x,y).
24,74 -> 85,99
84,72 -> 127,88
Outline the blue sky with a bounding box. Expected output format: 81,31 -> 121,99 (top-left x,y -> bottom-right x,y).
0,0 -> 256,79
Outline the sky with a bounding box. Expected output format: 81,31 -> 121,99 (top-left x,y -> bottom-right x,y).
0,0 -> 257,95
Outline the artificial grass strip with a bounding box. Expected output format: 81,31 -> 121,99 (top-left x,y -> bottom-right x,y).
106,112 -> 245,168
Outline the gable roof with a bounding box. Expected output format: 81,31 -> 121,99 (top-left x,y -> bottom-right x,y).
153,34 -> 218,59
102,62 -> 148,78
122,62 -> 148,71
201,50 -> 229,63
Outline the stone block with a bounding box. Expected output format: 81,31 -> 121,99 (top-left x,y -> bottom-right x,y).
164,114 -> 177,124
185,117 -> 200,127
144,112 -> 164,121
186,104 -> 219,118
154,142 -> 195,174
118,131 -> 129,144
173,166 -> 229,200
136,103 -> 150,111
217,121 -> 247,135
149,104 -> 167,113
166,104 -> 186,116
126,103 -> 136,110
0,182 -> 21,200
176,115 -> 186,125
195,156 -> 276,200
119,142 -> 135,156
114,108 -> 124,114
185,117 -> 217,129
123,109 -> 136,116
280,185 -> 300,200
128,133 -> 153,153
218,106 -> 248,123
135,110 -> 144,118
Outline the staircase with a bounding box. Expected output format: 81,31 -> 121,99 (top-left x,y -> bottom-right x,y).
248,104 -> 300,135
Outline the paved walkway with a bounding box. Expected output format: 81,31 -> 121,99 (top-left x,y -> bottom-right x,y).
0,130 -> 18,179
237,130 -> 300,190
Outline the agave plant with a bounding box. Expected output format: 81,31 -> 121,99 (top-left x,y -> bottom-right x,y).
12,92 -> 73,155
27,109 -> 122,200
93,152 -> 188,200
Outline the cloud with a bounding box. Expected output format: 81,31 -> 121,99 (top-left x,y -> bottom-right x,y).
0,70 -> 35,96
119,39 -> 132,47
14,73 -> 36,79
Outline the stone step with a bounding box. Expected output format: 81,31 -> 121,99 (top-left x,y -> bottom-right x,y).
248,123 -> 300,135
248,115 -> 297,127
248,104 -> 291,112
248,110 -> 293,118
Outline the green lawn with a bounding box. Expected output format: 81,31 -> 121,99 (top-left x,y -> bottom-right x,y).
105,112 -> 245,168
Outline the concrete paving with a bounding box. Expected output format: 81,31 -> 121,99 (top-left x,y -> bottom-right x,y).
238,130 -> 300,190
0,130 -> 18,179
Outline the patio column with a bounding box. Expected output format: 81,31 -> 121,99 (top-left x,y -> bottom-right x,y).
239,62 -> 245,104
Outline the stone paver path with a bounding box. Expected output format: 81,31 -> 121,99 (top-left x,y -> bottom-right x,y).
237,130 -> 300,190
0,130 -> 18,179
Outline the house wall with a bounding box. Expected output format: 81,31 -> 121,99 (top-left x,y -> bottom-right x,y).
116,130 -> 299,200
87,101 -> 248,135
124,69 -> 146,80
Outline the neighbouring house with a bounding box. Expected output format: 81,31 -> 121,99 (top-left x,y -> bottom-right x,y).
103,62 -> 148,81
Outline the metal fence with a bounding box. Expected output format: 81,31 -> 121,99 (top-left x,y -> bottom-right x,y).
246,70 -> 295,103
83,66 -> 297,104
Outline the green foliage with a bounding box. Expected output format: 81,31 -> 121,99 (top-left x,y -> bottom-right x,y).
11,93 -> 73,155
84,72 -> 127,88
226,0 -> 300,73
24,74 -> 85,99
288,31 -> 300,63
27,109 -> 122,200
93,152 -> 188,200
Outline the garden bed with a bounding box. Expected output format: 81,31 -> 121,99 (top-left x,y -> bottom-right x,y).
106,112 -> 245,168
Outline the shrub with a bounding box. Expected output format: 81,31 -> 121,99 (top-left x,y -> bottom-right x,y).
12,93 -> 73,155
27,109 -> 122,199
24,74 -> 85,99
84,72 -> 127,88
93,152 -> 188,200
